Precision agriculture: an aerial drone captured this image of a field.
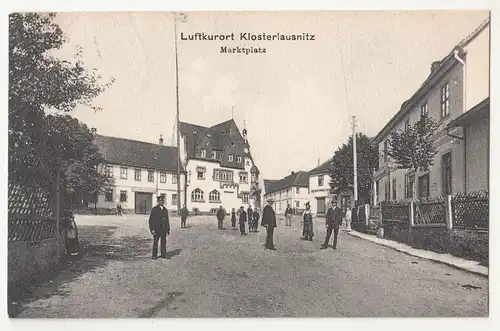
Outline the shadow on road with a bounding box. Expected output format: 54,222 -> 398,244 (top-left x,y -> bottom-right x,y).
9,225 -> 153,317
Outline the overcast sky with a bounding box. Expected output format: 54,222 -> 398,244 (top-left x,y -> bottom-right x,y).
54,11 -> 489,179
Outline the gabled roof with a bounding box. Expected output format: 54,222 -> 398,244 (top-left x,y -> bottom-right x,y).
264,171 -> 309,195
180,119 -> 249,170
94,135 -> 179,172
373,17 -> 490,144
309,158 -> 333,175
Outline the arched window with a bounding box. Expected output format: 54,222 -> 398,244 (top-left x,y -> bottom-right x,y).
191,189 -> 204,202
209,190 -> 220,202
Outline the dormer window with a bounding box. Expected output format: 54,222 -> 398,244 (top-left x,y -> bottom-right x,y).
211,151 -> 217,159
228,154 -> 234,162
236,156 -> 242,163
200,148 -> 206,158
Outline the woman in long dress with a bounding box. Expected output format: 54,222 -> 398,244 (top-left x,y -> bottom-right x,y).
302,202 -> 314,241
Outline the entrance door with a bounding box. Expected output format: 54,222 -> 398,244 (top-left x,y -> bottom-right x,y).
316,197 -> 326,215
341,196 -> 351,214
135,192 -> 153,214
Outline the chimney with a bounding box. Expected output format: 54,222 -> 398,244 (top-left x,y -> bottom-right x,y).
291,171 -> 295,175
159,134 -> 164,145
91,128 -> 97,136
431,61 -> 441,73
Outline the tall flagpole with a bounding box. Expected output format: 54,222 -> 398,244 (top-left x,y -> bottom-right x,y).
174,13 -> 181,213
352,116 -> 358,206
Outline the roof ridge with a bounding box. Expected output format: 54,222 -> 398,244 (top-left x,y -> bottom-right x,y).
96,134 -> 177,149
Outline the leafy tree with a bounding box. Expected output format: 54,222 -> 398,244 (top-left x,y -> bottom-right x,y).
387,115 -> 439,172
9,13 -> 114,197
328,133 -> 379,205
43,115 -> 114,208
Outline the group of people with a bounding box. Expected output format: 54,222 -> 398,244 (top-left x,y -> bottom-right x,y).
215,205 -> 261,235
147,194 -> 346,259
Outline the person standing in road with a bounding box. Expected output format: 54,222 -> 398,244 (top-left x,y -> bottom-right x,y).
301,202 -> 314,241
261,199 -> 277,250
321,199 -> 344,250
180,205 -> 189,228
252,208 -> 260,232
285,204 -> 293,227
216,205 -> 225,229
247,205 -> 253,231
149,196 -> 170,260
231,208 -> 237,229
238,206 -> 247,236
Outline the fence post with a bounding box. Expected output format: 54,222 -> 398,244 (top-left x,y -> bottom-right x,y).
365,204 -> 370,227
408,200 -> 414,244
445,195 -> 453,230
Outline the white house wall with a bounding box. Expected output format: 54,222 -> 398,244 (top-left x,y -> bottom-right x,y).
308,174 -> 332,215
90,164 -> 185,210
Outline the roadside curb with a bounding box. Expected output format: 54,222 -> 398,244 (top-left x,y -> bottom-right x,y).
347,230 -> 488,277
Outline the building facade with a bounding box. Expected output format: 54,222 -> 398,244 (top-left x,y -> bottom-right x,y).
90,134 -> 185,213
372,18 -> 489,203
263,171 -> 309,214
179,119 -> 262,213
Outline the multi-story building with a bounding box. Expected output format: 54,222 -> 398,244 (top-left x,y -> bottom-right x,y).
91,133 -> 185,213
308,158 -> 354,215
263,171 -> 309,214
179,119 -> 262,213
372,18 -> 489,203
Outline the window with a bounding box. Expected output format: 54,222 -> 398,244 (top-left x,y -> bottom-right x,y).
296,187 -> 300,194
120,190 -> 127,202
383,140 -> 389,162
209,190 -> 220,202
171,194 -> 177,206
251,173 -> 258,183
242,193 -> 249,203
245,159 -> 250,166
418,174 -> 430,198
404,119 -> 410,132
440,83 -> 450,118
236,156 -> 242,163
228,154 -> 234,162
191,188 -> 204,202
105,189 -> 113,202
197,167 -> 206,180
200,149 -> 207,158
160,172 -> 166,183
239,172 -> 248,183
295,201 -> 299,208
211,151 -> 217,159
172,174 -> 178,184
134,169 -> 141,181
392,178 -> 396,200
385,180 -> 390,202
405,174 -> 415,198
442,152 -> 452,195
318,175 -> 324,187
120,167 -> 127,179
420,102 -> 428,117
214,169 -> 233,182
105,165 -> 113,178
148,170 -> 154,182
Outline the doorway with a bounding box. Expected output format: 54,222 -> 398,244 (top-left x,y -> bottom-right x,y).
135,192 -> 153,214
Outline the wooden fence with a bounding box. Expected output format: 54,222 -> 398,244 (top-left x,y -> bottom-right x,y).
8,182 -> 57,242
451,191 -> 488,230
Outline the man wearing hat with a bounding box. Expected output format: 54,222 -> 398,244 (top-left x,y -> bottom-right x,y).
261,198 -> 277,250
321,198 -> 343,250
149,195 -> 170,259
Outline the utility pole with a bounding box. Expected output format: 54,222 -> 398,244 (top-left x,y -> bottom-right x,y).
174,13 -> 181,213
352,115 -> 358,206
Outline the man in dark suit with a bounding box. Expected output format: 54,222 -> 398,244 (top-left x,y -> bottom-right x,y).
261,199 -> 277,250
321,199 -> 343,250
216,205 -> 226,229
238,206 -> 247,236
149,195 -> 170,259
247,205 -> 254,232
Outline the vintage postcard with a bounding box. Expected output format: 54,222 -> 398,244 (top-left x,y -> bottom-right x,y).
7,10 -> 490,318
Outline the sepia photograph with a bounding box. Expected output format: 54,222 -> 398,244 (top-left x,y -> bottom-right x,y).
7,9 -> 490,318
